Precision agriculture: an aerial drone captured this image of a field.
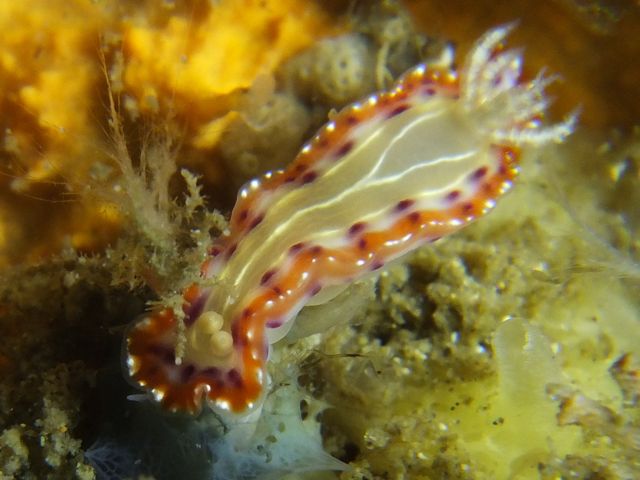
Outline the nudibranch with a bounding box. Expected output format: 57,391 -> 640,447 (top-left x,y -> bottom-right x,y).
125,25 -> 576,419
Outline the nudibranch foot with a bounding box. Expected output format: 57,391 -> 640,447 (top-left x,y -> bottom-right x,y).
125,24 -> 576,420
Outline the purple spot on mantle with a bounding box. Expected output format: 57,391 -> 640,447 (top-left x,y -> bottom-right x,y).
371,261 -> 384,271
266,318 -> 283,328
289,242 -> 305,254
183,294 -> 207,327
301,171 -> 318,184
348,222 -> 366,236
445,190 -> 461,202
407,212 -> 421,224
471,166 -> 489,181
334,140 -> 354,158
227,369 -> 243,388
202,367 -> 221,380
249,214 -> 264,230
395,199 -> 415,212
260,268 -> 277,286
226,243 -> 237,259
148,344 -> 175,364
462,202 -> 474,213
181,364 -> 196,383
387,104 -> 410,118
231,322 -> 244,346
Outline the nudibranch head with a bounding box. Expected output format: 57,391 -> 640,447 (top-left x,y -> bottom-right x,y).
124,24 -> 576,420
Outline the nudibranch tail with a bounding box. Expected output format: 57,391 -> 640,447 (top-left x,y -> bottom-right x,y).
125,24 -> 575,419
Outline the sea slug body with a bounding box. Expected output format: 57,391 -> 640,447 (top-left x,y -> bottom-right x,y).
125,24 -> 576,420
